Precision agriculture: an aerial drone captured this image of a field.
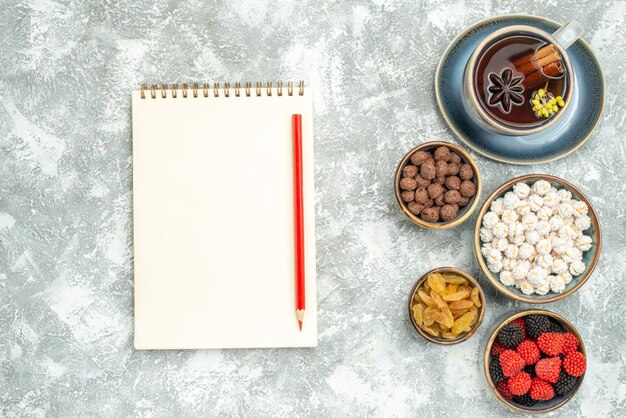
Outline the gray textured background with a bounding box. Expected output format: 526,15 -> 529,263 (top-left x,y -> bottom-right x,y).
1,0 -> 625,416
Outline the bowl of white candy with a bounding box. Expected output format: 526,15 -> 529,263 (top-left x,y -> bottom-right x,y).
473,174 -> 601,303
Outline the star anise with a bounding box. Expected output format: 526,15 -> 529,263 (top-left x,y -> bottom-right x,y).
488,68 -> 524,113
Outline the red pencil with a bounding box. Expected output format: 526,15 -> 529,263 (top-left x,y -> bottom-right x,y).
292,114 -> 305,331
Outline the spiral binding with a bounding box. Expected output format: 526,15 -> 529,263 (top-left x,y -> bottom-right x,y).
140,80 -> 305,99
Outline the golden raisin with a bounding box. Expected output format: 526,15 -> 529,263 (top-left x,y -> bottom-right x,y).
427,273 -> 446,294
442,290 -> 470,301
471,287 -> 482,307
423,307 -> 435,326
418,290 -> 435,307
446,283 -> 459,294
442,274 -> 467,284
430,291 -> 447,309
412,304 -> 423,328
451,310 -> 476,334
448,300 -> 474,310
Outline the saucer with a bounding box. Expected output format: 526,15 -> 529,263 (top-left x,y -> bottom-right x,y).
435,15 -> 605,165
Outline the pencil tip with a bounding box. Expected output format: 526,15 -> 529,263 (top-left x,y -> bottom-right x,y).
298,320 -> 303,331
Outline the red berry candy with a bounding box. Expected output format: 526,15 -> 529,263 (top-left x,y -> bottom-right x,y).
508,371 -> 532,396
499,349 -> 526,377
535,357 -> 562,383
516,340 -> 541,365
563,351 -> 586,377
537,332 -> 565,356
491,340 -> 507,356
530,377 -> 555,401
561,332 -> 580,354
511,318 -> 527,340
497,380 -> 514,400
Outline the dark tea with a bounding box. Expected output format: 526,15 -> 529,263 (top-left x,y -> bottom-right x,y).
474,35 -> 568,129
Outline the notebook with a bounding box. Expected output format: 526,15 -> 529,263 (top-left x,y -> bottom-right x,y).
132,81 -> 317,349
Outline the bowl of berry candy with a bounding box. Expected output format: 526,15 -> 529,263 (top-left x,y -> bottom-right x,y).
483,310 -> 586,413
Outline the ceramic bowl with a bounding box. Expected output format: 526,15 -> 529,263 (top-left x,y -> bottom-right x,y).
483,309 -> 586,413
408,267 -> 486,345
394,141 -> 482,229
473,174 -> 601,303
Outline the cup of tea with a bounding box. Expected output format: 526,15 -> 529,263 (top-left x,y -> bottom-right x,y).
463,21 -> 582,136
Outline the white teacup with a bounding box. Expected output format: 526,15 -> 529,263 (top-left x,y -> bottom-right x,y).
463,22 -> 582,136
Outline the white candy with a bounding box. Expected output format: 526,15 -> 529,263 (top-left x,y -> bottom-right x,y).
493,222 -> 508,239
576,235 -> 593,251
549,275 -> 566,293
552,237 -> 569,254
556,202 -> 574,218
487,248 -> 502,262
558,189 -> 572,203
502,257 -> 516,271
536,253 -> 553,269
528,194 -> 544,211
483,211 -> 499,229
520,280 -> 535,295
513,235 -> 526,246
550,215 -> 564,231
481,242 -> 492,257
572,200 -> 588,217
494,238 -> 508,252
537,205 -> 553,220
522,213 -> 539,230
536,220 -> 551,236
525,230 -> 541,245
563,247 -> 582,262
528,266 -> 548,286
501,209 -> 518,224
543,192 -> 560,207
536,239 -> 552,255
532,180 -> 551,195
535,281 -> 550,295
559,272 -> 573,284
490,261 -> 503,273
518,243 -> 534,260
513,261 -> 530,280
569,259 -> 586,276
508,222 -> 525,239
499,270 -> 516,286
559,224 -> 578,240
514,182 -> 531,199
575,215 -> 591,231
551,259 -> 568,275
480,226 -> 494,243
490,198 -> 505,215
505,244 -> 519,259
517,200 -> 531,216
503,192 -> 520,209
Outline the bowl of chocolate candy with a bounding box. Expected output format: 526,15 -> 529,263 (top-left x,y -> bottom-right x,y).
394,141 -> 482,229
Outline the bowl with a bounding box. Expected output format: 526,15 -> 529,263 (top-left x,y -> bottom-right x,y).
394,141 -> 482,229
483,309 -> 586,413
408,267 -> 486,345
473,174 -> 601,303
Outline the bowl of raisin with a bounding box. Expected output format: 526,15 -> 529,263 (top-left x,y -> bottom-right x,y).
408,267 -> 485,344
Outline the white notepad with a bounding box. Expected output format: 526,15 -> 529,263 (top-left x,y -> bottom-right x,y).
132,82 -> 317,349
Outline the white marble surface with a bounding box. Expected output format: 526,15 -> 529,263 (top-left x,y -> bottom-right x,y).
1,1 -> 626,416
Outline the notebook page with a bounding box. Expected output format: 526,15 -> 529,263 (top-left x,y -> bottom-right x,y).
132,87 -> 317,349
